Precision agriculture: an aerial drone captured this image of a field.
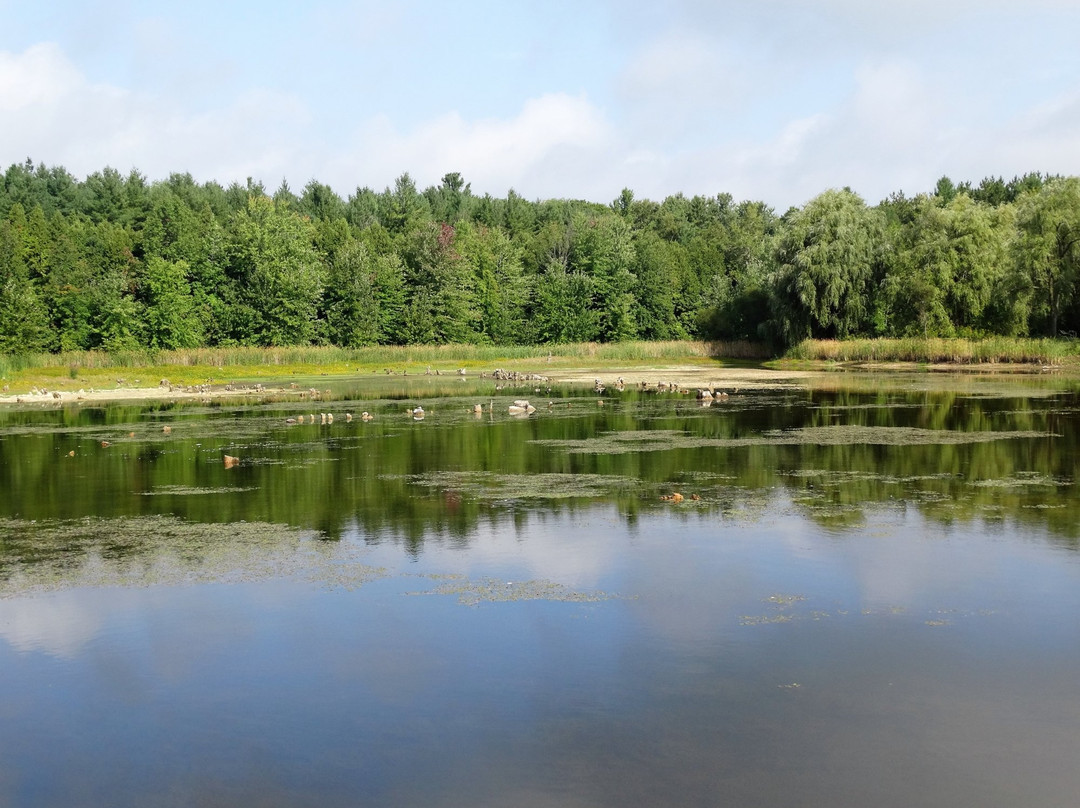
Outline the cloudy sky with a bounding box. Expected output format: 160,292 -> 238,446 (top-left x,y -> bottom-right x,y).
2,0 -> 1078,210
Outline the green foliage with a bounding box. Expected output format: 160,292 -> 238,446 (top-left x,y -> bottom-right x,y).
0,213 -> 49,353
3,159 -> 1080,357
1013,178 -> 1080,337
140,257 -> 203,349
571,213 -> 638,341
227,195 -> 324,346
772,189 -> 881,342
321,239 -> 406,346
454,221 -> 529,344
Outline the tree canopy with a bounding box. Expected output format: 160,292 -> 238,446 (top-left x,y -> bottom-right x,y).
0,160 -> 1076,355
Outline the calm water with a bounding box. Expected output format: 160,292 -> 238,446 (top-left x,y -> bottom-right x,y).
2,373 -> 1080,807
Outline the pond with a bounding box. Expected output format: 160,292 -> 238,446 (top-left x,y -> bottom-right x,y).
1,371 -> 1079,807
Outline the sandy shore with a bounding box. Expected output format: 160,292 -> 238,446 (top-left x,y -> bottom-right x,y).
0,385 -> 266,406
546,365 -> 816,388
0,365 -> 821,407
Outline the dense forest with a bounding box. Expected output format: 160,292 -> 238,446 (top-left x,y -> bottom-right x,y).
1,159 -> 1078,355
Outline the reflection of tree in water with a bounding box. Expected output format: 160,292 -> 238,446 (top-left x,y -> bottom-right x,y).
0,385 -> 1077,565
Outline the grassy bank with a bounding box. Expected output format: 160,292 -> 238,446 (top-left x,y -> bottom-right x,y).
782,337 -> 1080,366
0,340 -> 768,393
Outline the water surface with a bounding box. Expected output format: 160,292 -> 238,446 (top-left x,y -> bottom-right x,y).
1,373 -> 1079,807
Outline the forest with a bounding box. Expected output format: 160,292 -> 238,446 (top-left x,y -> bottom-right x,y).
1,159 -> 1078,355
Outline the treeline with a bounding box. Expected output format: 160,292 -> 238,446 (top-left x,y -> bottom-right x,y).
1,159 -> 1077,355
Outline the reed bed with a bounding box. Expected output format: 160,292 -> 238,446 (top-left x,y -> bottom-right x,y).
785,337 -> 1080,365
0,340 -> 770,380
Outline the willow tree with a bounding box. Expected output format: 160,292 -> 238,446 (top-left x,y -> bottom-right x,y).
882,194 -> 1010,337
772,189 -> 881,343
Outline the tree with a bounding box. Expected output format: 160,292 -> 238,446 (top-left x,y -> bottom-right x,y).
140,257 -> 202,349
83,220 -> 142,351
426,172 -> 472,224
400,222 -> 478,343
934,176 -> 958,205
0,210 -> 49,352
1013,178 -> 1080,337
298,180 -> 346,222
227,195 -> 324,345
632,230 -> 688,340
692,200 -> 776,341
321,238 -> 406,346
772,189 -> 881,343
455,220 -> 528,344
531,257 -> 597,343
379,173 -> 430,236
571,213 -> 637,341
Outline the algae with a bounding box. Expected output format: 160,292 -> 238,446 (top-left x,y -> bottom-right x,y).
0,515 -> 387,596
533,425 -> 1052,455
389,471 -> 644,501
410,576 -> 621,606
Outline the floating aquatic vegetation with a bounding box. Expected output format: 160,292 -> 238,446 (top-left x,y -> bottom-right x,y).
780,469 -> 958,484
739,613 -> 796,626
765,593 -> 807,606
740,600 -> 995,628
389,471 -> 643,501
533,425 -> 1052,454
970,473 -> 1072,488
411,576 -> 621,606
0,515 -> 387,596
139,485 -> 258,496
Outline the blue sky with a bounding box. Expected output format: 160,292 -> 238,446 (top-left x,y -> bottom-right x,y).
2,0 -> 1079,210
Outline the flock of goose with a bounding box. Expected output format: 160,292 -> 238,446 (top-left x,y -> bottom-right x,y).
275,375 -> 737,430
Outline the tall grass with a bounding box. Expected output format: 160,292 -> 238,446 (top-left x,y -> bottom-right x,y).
785,337 -> 1080,365
0,340 -> 771,378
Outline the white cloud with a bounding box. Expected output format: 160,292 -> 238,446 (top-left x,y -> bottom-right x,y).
0,42 -> 88,112
0,42 -> 313,186
2,29 -> 1079,212
334,92 -> 612,197
0,596 -> 103,659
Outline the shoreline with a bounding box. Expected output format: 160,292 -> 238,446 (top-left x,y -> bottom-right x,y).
1,360 -> 1070,407
0,366 -> 813,406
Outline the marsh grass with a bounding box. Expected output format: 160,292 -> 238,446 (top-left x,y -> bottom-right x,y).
0,341 -> 768,393
1,341 -> 764,374
785,337 -> 1080,365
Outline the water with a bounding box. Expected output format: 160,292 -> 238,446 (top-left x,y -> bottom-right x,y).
1,374 -> 1079,807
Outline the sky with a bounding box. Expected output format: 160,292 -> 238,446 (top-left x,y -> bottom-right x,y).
2,0 -> 1079,211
